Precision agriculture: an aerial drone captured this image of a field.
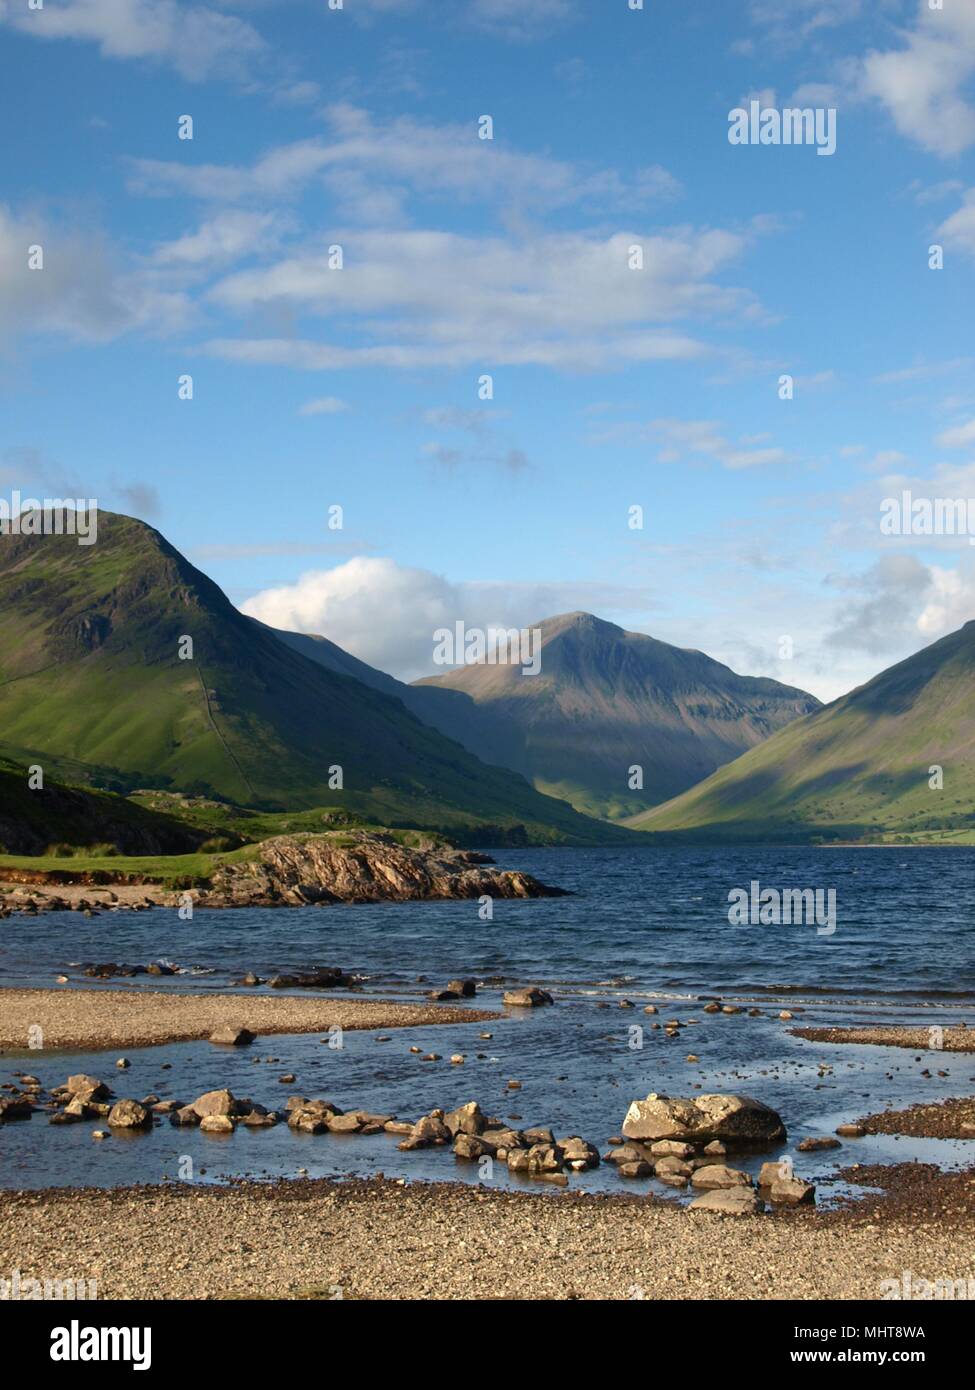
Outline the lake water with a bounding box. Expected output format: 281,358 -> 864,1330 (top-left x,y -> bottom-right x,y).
2,845 -> 973,1197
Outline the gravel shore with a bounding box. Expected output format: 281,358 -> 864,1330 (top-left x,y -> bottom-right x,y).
1,1166 -> 972,1300
0,988 -> 496,1052
856,1096 -> 975,1139
793,1024 -> 975,1052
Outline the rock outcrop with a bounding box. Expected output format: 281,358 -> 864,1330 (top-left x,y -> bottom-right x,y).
197,832 -> 567,908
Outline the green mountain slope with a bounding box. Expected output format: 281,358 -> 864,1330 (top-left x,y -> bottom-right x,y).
630,621 -> 975,841
410,612 -> 819,818
0,513 -> 628,844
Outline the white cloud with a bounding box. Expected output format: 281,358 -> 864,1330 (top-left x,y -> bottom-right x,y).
936,418 -> 975,449
0,203 -> 190,344
298,396 -> 348,416
150,210 -> 287,267
127,104 -> 681,215
200,225 -> 747,372
917,559 -> 975,635
590,417 -> 791,470
859,0 -> 975,157
241,555 -> 648,681
937,187 -> 975,257
0,0 -> 265,81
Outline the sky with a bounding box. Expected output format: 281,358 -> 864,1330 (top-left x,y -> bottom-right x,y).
2,0 -> 975,700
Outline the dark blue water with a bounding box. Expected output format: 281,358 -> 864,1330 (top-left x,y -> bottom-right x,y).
1,846 -> 973,1196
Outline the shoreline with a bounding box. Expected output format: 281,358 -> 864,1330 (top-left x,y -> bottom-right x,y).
0,987 -> 497,1053
1,1165 -> 971,1300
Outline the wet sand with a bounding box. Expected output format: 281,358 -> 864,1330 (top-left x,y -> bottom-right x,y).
793,1024 -> 975,1053
0,988 -> 497,1053
1,1165 -> 972,1300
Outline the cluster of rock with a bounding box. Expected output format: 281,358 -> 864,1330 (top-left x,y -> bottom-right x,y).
395,1100 -> 599,1186
610,1092 -> 812,1214
3,1069 -> 816,1212
80,960 -> 173,979
196,832 -> 568,908
0,890 -> 157,918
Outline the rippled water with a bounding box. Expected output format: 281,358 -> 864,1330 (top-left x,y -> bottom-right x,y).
1,845 -> 973,1195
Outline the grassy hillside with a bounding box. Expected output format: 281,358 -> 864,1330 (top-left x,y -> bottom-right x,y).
0,513 -> 627,845
413,612 -> 819,819
0,755 -> 210,856
631,620 -> 975,842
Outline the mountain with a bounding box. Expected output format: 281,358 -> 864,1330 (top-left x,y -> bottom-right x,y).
630,621 -> 975,841
406,612 -> 819,819
0,754 -> 208,856
0,513 -> 628,845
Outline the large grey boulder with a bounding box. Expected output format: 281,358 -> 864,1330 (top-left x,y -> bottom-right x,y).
622,1093 -> 785,1145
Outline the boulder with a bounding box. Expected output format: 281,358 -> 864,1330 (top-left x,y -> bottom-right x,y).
527,1143 -> 563,1175
0,1096 -> 33,1120
479,1127 -> 526,1154
399,1115 -> 451,1150
66,1074 -> 109,1100
289,1110 -> 328,1134
191,1089 -> 236,1119
797,1136 -> 840,1152
507,1150 -> 530,1173
622,1092 -> 785,1145
107,1099 -> 152,1129
689,1188 -> 764,1216
209,1026 -> 256,1046
503,987 -> 554,1007
770,1177 -> 816,1206
650,1139 -> 694,1158
691,1163 -> 753,1191
655,1156 -> 693,1179
758,1160 -> 793,1187
171,1105 -> 201,1127
453,1133 -> 489,1161
200,1114 -> 235,1134
444,1101 -> 486,1137
447,979 -> 477,997
523,1126 -> 555,1147
560,1137 -> 600,1170
618,1160 -> 653,1178
836,1124 -> 866,1138
326,1113 -> 362,1134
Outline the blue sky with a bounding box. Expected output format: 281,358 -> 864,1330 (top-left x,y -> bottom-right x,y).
2,0 -> 975,698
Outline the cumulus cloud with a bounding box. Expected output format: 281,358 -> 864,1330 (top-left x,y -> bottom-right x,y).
0,0 -> 265,81
858,0 -> 975,157
240,555 -> 649,681
824,553 -> 936,654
